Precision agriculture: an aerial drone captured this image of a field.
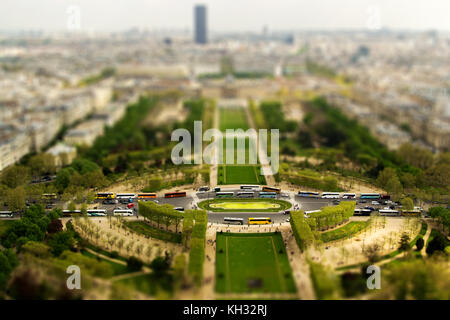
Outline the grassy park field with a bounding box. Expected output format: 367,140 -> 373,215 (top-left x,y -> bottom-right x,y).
218,165 -> 266,185
215,232 -> 297,294
219,108 -> 250,131
198,198 -> 291,212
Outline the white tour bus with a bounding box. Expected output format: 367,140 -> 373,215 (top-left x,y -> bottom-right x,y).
87,209 -> 107,217
116,193 -> 136,199
342,193 -> 356,199
321,192 -> 340,199
378,209 -> 400,216
113,209 -> 134,216
240,185 -> 260,191
0,211 -> 13,218
223,217 -> 244,225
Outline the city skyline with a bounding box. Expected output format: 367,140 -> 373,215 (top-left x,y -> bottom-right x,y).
0,0 -> 449,33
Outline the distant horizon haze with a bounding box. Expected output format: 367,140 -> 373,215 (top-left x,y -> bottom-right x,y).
0,0 -> 449,33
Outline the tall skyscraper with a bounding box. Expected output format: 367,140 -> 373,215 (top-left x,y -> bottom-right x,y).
194,5 -> 207,44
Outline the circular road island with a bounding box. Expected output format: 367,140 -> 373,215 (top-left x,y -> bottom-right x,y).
198,198 -> 292,212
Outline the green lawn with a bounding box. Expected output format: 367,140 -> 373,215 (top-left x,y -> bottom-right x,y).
125,221 -> 182,243
199,198 -> 291,212
219,108 -> 250,131
80,249 -> 130,276
320,221 -> 369,242
215,232 -> 296,294
218,165 -> 266,185
115,273 -> 174,296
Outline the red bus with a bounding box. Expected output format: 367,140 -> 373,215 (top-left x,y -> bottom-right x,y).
137,193 -> 157,199
164,192 -> 187,198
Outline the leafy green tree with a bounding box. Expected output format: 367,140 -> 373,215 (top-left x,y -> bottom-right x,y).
47,231 -> 75,257
415,237 -> 424,251
150,256 -> 170,275
1,166 -> 30,188
7,187 -> 26,212
67,201 -> 76,212
426,232 -> 447,255
126,256 -> 143,271
401,197 -> 414,211
401,173 -> 416,189
376,167 -> 397,187
385,176 -> 403,200
28,153 -> 56,177
0,249 -> 19,290
398,233 -> 411,252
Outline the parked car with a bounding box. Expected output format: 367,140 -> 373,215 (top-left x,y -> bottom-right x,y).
371,201 -> 380,205
286,218 -> 290,222
332,199 -> 340,205
280,193 -> 290,198
364,206 -> 376,211
358,200 -> 367,203
174,207 -> 184,211
214,187 -> 221,192
127,203 -> 135,209
283,210 -> 291,215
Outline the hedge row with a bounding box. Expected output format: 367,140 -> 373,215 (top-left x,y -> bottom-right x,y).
306,202 -> 356,231
283,173 -> 342,192
290,211 -> 315,251
188,210 -> 207,287
138,201 -> 184,233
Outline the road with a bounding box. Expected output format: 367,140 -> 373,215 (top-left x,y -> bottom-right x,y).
1,189 -> 390,226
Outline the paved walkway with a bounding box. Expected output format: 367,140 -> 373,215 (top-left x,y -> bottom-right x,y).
421,221 -> 432,257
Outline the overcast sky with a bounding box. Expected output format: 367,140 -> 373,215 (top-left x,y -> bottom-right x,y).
1,0 -> 449,32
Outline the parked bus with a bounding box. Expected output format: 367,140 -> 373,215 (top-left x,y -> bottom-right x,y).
42,193 -> 57,201
164,192 -> 187,198
240,185 -> 260,191
262,186 -> 281,194
248,217 -> 272,225
401,210 -> 421,217
113,209 -> 134,216
62,210 -> 82,217
216,192 -> 234,198
223,217 -> 244,225
259,192 -> 277,199
353,208 -> 372,216
137,193 -> 157,200
237,192 -> 254,198
116,193 -> 136,199
297,191 -> 320,198
0,211 -> 13,218
342,193 -> 356,199
96,192 -> 115,200
321,192 -> 340,199
360,193 -> 381,199
87,209 -> 107,217
379,209 -> 400,216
